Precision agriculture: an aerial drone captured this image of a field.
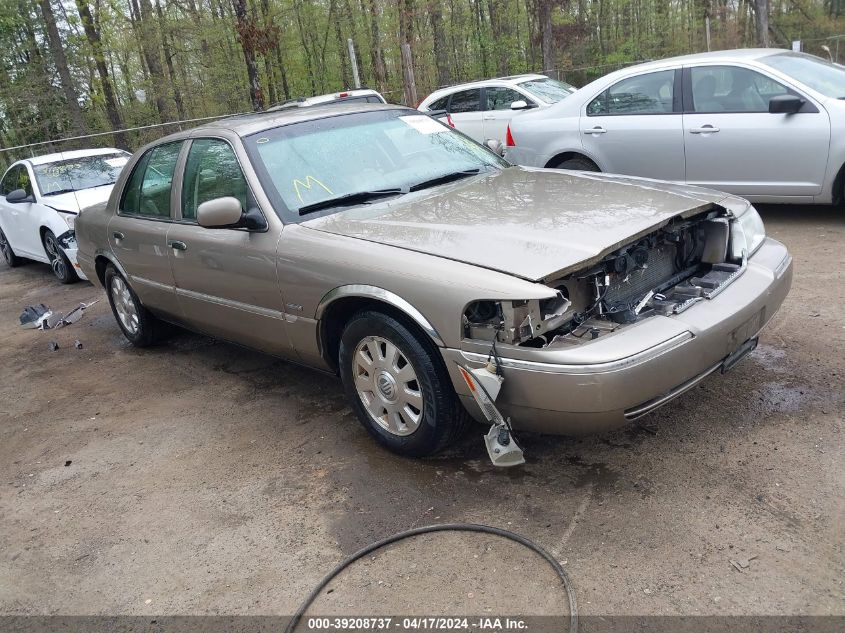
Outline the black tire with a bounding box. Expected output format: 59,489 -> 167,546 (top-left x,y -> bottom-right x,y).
339,310 -> 470,457
551,156 -> 600,172
42,229 -> 78,284
0,227 -> 22,267
104,264 -> 164,347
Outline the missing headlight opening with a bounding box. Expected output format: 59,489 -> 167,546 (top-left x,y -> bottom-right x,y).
464,207 -> 751,349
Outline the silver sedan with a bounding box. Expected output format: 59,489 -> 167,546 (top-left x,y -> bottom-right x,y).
504,49 -> 845,205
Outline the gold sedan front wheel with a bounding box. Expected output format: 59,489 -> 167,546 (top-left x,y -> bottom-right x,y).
339,310 -> 470,457
352,335 -> 425,437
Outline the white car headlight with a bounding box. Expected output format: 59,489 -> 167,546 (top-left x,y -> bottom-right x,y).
61,213 -> 75,231
730,206 -> 765,260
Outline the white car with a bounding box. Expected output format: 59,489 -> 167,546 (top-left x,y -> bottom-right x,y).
269,89 -> 387,110
418,74 -> 576,144
504,49 -> 845,204
0,148 -> 130,282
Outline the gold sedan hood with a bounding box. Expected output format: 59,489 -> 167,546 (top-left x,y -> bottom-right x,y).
302,167 -> 733,282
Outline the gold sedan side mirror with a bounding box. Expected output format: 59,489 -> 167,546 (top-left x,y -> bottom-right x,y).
197,196 -> 243,228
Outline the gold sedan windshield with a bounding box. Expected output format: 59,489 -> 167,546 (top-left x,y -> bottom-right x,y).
245,110 -> 506,221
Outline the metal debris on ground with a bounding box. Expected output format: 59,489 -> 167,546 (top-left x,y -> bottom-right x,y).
49,341 -> 59,352
48,300 -> 99,329
19,304 -> 52,329
74,340 -> 83,349
729,555 -> 757,572
19,300 -> 99,331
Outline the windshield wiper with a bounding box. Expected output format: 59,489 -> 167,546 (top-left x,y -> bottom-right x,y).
42,182 -> 117,197
298,188 -> 404,216
408,168 -> 481,192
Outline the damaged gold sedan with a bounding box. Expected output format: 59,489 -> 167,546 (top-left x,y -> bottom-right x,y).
75,104 -> 792,464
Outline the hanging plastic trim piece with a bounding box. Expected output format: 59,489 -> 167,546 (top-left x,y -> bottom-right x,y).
457,364 -> 525,467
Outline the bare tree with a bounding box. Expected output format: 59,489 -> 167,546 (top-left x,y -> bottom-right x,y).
39,0 -> 87,135
487,0 -> 512,75
399,0 -> 416,105
137,0 -> 176,122
753,0 -> 770,47
154,0 -> 186,120
74,0 -> 127,148
429,0 -> 451,87
536,0 -> 554,73
232,0 -> 264,110
365,0 -> 387,91
258,0 -> 280,104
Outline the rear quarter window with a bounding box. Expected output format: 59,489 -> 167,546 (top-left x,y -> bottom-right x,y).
428,96 -> 450,111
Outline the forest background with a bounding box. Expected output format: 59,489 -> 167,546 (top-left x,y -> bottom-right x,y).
1,0 -> 844,163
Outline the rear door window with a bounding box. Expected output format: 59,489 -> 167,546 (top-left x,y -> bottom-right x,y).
588,69 -> 676,115
448,89 -> 482,113
485,87 -> 526,110
120,142 -> 182,218
428,96 -> 450,111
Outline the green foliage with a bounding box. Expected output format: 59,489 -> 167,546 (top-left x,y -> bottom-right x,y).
1,0 -> 844,162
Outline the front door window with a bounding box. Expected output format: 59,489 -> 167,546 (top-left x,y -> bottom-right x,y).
181,139 -> 250,221
690,66 -> 789,113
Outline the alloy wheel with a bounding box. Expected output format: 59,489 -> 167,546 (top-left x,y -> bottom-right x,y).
43,233 -> 66,279
0,230 -> 11,265
352,335 -> 424,436
110,276 -> 139,335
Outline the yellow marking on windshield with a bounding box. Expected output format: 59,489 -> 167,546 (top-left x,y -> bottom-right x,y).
293,176 -> 333,203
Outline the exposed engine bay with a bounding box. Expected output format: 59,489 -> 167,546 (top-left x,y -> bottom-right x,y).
464,208 -> 748,349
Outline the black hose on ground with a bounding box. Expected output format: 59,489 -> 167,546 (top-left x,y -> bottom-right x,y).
285,523 -> 578,633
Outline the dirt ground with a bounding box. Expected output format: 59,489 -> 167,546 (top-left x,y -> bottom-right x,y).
0,205 -> 842,619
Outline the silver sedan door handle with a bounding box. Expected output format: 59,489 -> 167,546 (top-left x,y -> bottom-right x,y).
168,240 -> 187,251
483,115 -> 495,120
689,125 -> 720,134
112,231 -> 125,240
583,126 -> 607,135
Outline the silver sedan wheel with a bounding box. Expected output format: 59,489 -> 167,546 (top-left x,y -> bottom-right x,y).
43,233 -> 66,279
110,276 -> 139,335
353,336 -> 424,436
